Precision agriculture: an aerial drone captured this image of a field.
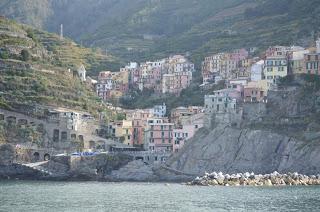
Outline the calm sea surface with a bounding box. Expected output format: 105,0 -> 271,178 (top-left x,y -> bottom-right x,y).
1,181 -> 320,212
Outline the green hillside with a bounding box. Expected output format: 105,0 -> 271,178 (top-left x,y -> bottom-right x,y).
0,18 -> 117,119
1,0 -> 319,66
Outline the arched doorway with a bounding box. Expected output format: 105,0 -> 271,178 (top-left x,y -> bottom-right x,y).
44,153 -> 50,161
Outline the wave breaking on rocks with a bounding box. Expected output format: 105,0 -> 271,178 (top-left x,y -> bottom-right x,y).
187,171 -> 320,186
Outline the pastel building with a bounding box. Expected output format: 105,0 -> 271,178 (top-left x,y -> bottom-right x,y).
201,54 -> 223,84
162,71 -> 192,95
264,55 -> 288,87
152,103 -> 167,117
120,62 -> 139,86
173,124 -> 199,153
220,53 -> 238,79
127,109 -> 155,148
204,90 -> 237,114
166,55 -> 195,73
317,38 -> 320,54
170,106 -> 204,127
251,60 -> 265,81
265,46 -> 291,57
288,49 -> 310,74
303,53 -> 320,75
244,82 -> 267,103
144,118 -> 174,152
96,70 -> 129,101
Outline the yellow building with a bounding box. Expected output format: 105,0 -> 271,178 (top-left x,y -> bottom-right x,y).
110,120 -> 133,146
264,56 -> 288,88
121,120 -> 133,146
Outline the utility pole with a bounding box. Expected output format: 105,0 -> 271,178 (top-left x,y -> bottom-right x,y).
60,24 -> 63,40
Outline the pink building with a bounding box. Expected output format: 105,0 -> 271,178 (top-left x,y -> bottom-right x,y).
244,84 -> 266,103
144,118 -> 174,152
142,67 -> 163,93
230,48 -> 249,62
172,115 -> 204,153
162,71 -> 192,96
127,109 -> 155,148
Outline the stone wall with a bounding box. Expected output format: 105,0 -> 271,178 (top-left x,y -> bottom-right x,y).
0,144 -> 14,165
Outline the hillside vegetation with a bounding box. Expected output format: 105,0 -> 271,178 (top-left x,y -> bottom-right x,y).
0,18 -> 117,118
1,0 -> 320,65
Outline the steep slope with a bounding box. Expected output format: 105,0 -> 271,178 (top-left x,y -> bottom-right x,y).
0,17 -> 117,118
1,0 -> 320,64
165,75 -> 320,176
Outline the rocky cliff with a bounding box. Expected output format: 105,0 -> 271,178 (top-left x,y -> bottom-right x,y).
164,75 -> 320,177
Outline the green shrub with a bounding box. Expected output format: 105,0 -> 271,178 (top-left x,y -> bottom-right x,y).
21,49 -> 31,61
0,50 -> 9,59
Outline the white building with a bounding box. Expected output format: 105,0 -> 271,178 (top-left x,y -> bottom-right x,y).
251,60 -> 265,81
316,38 -> 320,54
204,90 -> 237,114
152,103 -> 167,117
77,64 -> 86,82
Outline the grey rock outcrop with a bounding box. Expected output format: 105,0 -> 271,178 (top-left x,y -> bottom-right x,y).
0,144 -> 15,165
105,160 -> 157,182
166,125 -> 320,176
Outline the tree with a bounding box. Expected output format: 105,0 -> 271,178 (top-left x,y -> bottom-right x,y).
0,50 -> 9,59
21,49 -> 31,61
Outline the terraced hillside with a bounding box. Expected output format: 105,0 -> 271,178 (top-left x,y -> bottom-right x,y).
0,17 -> 116,118
1,0 -> 320,65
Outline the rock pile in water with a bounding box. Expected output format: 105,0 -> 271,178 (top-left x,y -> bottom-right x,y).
187,172 -> 320,186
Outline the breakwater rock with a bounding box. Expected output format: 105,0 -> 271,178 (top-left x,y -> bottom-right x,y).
188,171 -> 320,186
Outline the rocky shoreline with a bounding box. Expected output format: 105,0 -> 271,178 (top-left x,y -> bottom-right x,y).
187,172 -> 320,186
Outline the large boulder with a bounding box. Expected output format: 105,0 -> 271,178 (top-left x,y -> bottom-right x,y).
0,144 -> 15,165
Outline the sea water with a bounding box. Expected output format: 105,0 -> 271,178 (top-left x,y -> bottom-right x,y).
0,181 -> 320,212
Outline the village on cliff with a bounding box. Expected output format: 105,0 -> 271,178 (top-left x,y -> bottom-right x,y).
1,38 -> 320,169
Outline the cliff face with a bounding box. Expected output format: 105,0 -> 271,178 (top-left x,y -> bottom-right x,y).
167,126 -> 320,175
165,76 -> 320,176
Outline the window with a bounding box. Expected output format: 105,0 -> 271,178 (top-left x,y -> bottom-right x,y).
162,132 -> 165,137
162,138 -> 165,143
150,132 -> 153,138
307,63 -> 312,69
195,125 -> 198,129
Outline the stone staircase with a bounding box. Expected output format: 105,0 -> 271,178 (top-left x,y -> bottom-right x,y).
22,161 -> 53,176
